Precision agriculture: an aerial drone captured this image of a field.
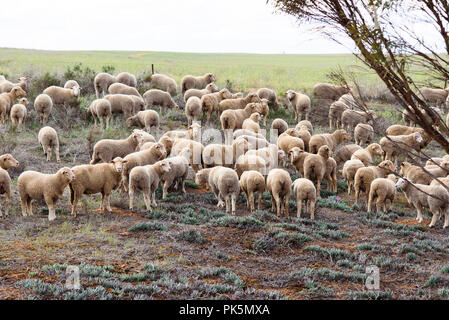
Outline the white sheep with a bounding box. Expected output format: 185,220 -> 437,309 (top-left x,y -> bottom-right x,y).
239,170 -> 265,212
38,126 -> 60,162
34,94 -> 53,125
292,178 -> 317,219
266,168 -> 292,217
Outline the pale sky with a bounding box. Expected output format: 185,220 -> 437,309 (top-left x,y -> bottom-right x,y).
0,0 -> 354,54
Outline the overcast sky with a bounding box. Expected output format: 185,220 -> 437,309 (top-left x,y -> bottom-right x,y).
0,0 -> 356,54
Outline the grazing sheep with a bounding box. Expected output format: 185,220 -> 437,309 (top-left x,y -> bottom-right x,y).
116,72 -> 137,87
334,144 -> 363,165
354,160 -> 396,204
350,143 -> 383,166
0,86 -> 27,124
64,80 -> 81,90
426,155 -> 449,167
218,93 -> 262,113
242,113 -> 261,133
34,94 -> 53,125
18,167 -> 75,221
159,135 -> 174,154
256,88 -> 278,109
87,98 -> 112,129
234,154 -> 267,178
303,145 -> 332,197
130,95 -> 145,114
69,158 -> 124,217
146,73 -> 178,96
143,89 -> 179,114
239,135 -> 270,150
233,129 -> 266,141
277,130 -> 305,155
341,109 -> 377,133
94,72 -> 116,98
239,170 -> 265,212
0,77 -> 28,93
386,125 -> 425,137
0,169 -> 12,218
328,101 -> 349,129
313,83 -> 350,100
245,143 -> 280,171
160,148 -> 191,199
396,178 -> 449,228
38,126 -> 60,162
286,90 -> 311,121
293,178 -> 317,219
367,174 -> 397,212
195,166 -> 240,215
271,118 -> 288,135
380,132 -> 430,165
10,97 -> 29,129
90,130 -> 143,164
309,129 -> 351,154
104,94 -> 135,119
126,110 -> 159,134
181,73 -> 216,95
400,161 -> 449,185
402,106 -> 437,127
418,87 -> 449,109
185,96 -> 202,126
128,161 -> 171,211
289,147 -> 312,177
43,86 -> 80,108
290,127 -> 311,152
354,123 -> 374,146
296,120 -> 313,135
201,89 -> 233,126
342,159 -> 365,195
203,138 -> 249,168
184,83 -> 218,102
171,138 -> 205,172
162,123 -> 202,142
108,83 -> 141,97
266,168 -> 292,217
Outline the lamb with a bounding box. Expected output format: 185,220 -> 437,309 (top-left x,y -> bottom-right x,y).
10,97 -> 29,129
242,113 -> 261,133
203,138 -> 249,168
271,118 -> 288,135
130,95 -> 145,114
0,77 -> 28,93
128,160 -> 171,211
94,72 -> 116,98
0,86 -> 27,124
399,161 -> 449,185
342,159 -> 365,195
18,167 -> 75,221
38,126 -> 60,162
350,143 -> 383,166
385,125 -> 425,136
313,83 -> 350,100
108,83 -> 141,97
34,94 -> 53,125
160,148 -> 191,199
143,89 -> 179,114
162,123 -> 202,142
341,109 -> 377,133
309,129 -> 351,154
218,93 -> 262,113
64,80 -> 81,90
256,88 -> 278,109
120,142 -> 167,192
304,145 -> 337,195
146,73 -> 178,97
418,87 -> 449,109
184,83 -> 218,102
266,168 -> 292,217
126,110 -> 159,134
289,147 -> 312,177
354,123 -> 374,146
380,132 -> 430,165
367,174 -> 397,213
90,130 -> 143,164
87,98 -> 112,129
104,94 -> 135,119
328,101 -> 349,129
395,178 -> 449,228
333,144 -> 363,165
292,178 -> 317,219
277,130 -> 305,155
235,154 -> 267,178
286,90 -> 311,121
116,72 -> 137,87
0,154 -> 19,219
185,96 -> 202,125
220,102 -> 264,145
43,86 -> 80,109
181,73 -> 216,95
296,120 -> 313,135
354,160 -> 396,204
69,158 -> 124,217
239,170 -> 265,212
201,89 -> 233,126
195,166 -> 240,215
170,138 -> 205,172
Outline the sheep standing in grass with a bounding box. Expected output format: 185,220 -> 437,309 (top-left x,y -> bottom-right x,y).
342,159 -> 365,195
354,160 -> 396,204
354,123 -> 374,146
185,96 -> 202,126
69,158 -> 124,217
266,168 -> 292,217
220,102 -> 264,144
0,154 -> 19,219
87,98 -> 112,129
126,110 -> 159,134
184,83 -> 218,102
328,101 -> 349,129
341,109 -> 377,133
18,167 -> 75,221
271,118 -> 288,135
334,144 -> 363,165
146,73 -> 178,97
367,174 -> 397,213
128,160 -> 171,211
108,83 -> 141,97
296,120 -> 313,135
201,89 -> 233,126
195,166 -> 240,215
239,170 -> 265,212
116,72 -> 137,87
234,154 -> 267,178
286,90 -> 311,121
303,145 -> 334,197
10,98 -> 29,130
290,147 -> 312,177
143,89 -> 179,114
309,129 -> 351,154
256,88 -> 278,109
350,143 -> 383,166
94,72 -> 116,98
418,87 -> 449,110
386,125 -> 426,137
104,94 -> 135,119
181,73 -> 216,95
0,86 -> 26,124
203,138 -> 249,168
38,126 -> 60,162
43,85 -> 80,109
171,138 -> 205,172
396,178 -> 449,228
277,129 -> 305,155
91,131 -> 143,164
0,77 -> 28,93
399,161 -> 449,185
242,113 -> 261,133
160,148 -> 191,199
293,178 -> 316,219
64,80 -> 81,90
34,94 -> 53,125
218,93 -> 262,113
313,83 -> 350,101
380,132 -> 430,165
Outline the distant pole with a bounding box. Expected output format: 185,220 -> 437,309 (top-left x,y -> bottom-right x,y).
152,64 -> 154,75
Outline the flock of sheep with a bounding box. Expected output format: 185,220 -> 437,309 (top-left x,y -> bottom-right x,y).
1,70 -> 449,230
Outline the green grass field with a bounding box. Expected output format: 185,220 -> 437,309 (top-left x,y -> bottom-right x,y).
0,48 -> 376,94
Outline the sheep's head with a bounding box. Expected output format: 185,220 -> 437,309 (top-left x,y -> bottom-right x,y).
441,161 -> 449,171
284,128 -> 301,138
17,77 -> 27,82
0,154 -> 19,170
249,113 -> 261,123
188,123 -> 202,141
19,98 -> 29,106
378,160 -> 396,174
399,161 -> 411,176
206,73 -> 216,83
11,86 -> 26,98
233,137 -> 250,155
134,98 -> 145,112
289,147 -> 303,162
131,130 -> 144,145
318,145 -> 331,159
387,174 -> 398,183
159,136 -> 174,153
72,86 -> 80,97
286,90 -> 296,101
126,115 -> 138,128
247,93 -> 262,103
58,167 -> 75,183
151,143 -> 167,160
111,157 -> 124,173
158,160 -> 171,173
334,129 -> 351,143
395,177 -> 408,192
414,132 -> 424,144
220,89 -> 233,100
207,83 -> 218,93
232,92 -> 243,99
195,168 -> 211,187
368,143 -> 382,156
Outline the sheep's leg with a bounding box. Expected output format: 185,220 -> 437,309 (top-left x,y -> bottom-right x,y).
129,190 -> 134,210
285,192 -> 290,217
4,193 -> 9,218
55,145 -> 60,163
99,117 -> 104,129
273,193 -> 281,217
270,192 -> 275,213
106,115 -> 110,129
100,193 -> 106,211
231,193 -> 236,216
71,193 -> 79,217
329,118 -> 333,130
257,191 -> 262,210
27,199 -> 33,216
376,197 -> 384,213
310,200 -> 315,220
296,197 -> 302,218
217,191 -> 225,208
143,193 -> 152,212
443,208 -> 449,229
316,179 -> 321,198
249,191 -> 255,212
151,188 -> 157,207
224,194 -> 230,214
429,211 -> 439,228
47,202 -> 56,221
416,205 -> 423,223
355,187 -> 360,204
367,192 -> 374,212
105,193 -> 112,212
